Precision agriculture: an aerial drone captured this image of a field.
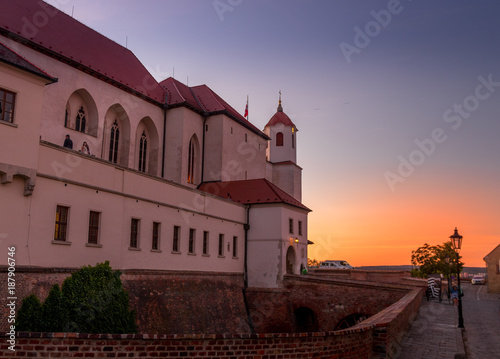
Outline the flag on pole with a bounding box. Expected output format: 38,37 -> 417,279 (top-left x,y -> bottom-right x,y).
244,95 -> 248,119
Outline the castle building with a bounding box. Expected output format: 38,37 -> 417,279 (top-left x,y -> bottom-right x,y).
0,0 -> 310,289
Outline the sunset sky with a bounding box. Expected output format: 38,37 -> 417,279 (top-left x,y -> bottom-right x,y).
45,0 -> 500,267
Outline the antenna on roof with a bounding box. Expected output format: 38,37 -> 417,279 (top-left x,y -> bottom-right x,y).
71,6 -> 74,17
187,76 -> 189,86
126,36 -> 128,49
173,67 -> 175,79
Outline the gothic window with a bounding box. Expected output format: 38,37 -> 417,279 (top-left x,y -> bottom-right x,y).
138,131 -> 147,172
0,88 -> 15,123
276,132 -> 284,146
109,120 -> 119,163
187,137 -> 195,184
75,106 -> 86,133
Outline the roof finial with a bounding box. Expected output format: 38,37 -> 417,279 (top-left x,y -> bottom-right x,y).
277,90 -> 283,112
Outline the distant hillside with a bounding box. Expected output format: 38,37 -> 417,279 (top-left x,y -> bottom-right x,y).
355,265 -> 486,275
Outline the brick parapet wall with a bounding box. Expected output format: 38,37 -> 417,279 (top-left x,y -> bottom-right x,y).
0,328 -> 374,358
353,288 -> 423,359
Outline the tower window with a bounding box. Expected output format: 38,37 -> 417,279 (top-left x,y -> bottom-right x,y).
292,133 -> 295,149
276,132 -> 284,146
289,218 -> 294,234
218,234 -> 225,257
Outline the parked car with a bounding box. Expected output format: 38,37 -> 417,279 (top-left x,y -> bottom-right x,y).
471,276 -> 486,285
319,260 -> 353,269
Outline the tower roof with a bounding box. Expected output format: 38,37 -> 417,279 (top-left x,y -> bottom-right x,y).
265,92 -> 297,129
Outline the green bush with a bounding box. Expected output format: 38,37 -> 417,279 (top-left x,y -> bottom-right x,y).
16,294 -> 43,332
16,261 -> 136,334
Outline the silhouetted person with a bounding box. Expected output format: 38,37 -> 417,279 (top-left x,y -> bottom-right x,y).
63,134 -> 73,149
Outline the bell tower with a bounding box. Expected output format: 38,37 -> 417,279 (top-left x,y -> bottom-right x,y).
264,92 -> 302,201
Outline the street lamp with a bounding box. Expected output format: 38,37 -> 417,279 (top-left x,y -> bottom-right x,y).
449,227 -> 464,328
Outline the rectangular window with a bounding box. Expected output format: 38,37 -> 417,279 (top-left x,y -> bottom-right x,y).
289,218 -> 294,234
232,236 -> 238,258
88,211 -> 100,244
189,228 -> 196,254
298,221 -> 303,236
130,218 -> 139,248
54,205 -> 69,241
152,222 -> 160,250
203,231 -> 209,255
218,234 -> 224,257
0,88 -> 16,123
173,225 -> 180,252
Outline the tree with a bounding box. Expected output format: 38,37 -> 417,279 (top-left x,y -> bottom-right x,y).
411,241 -> 464,278
308,258 -> 320,267
16,261 -> 137,334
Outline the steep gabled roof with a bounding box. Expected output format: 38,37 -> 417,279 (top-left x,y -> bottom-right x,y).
161,77 -> 269,140
198,178 -> 310,212
0,0 -> 165,104
484,243 -> 500,261
0,42 -> 56,82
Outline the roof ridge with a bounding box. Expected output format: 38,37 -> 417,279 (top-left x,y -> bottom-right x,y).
168,77 -> 186,103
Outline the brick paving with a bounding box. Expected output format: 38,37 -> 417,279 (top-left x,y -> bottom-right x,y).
396,282 -> 500,359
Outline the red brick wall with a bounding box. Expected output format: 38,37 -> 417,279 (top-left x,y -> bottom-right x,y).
0,329 -> 374,358
0,267 -> 250,334
354,288 -> 423,359
247,275 -> 409,333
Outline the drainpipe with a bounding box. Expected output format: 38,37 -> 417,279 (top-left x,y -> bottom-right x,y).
242,204 -> 255,333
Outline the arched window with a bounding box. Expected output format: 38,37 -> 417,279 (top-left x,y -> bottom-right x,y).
187,137 -> 195,184
109,120 -> 119,163
138,131 -> 147,172
276,132 -> 284,146
75,106 -> 86,133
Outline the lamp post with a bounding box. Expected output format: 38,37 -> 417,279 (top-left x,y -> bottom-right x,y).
449,227 -> 464,328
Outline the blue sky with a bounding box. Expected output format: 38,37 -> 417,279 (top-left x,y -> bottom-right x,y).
45,0 -> 500,266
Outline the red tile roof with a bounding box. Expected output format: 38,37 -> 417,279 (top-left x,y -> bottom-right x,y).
161,77 -> 269,140
0,42 -> 56,82
266,110 -> 297,129
198,178 -> 310,211
0,0 -> 165,104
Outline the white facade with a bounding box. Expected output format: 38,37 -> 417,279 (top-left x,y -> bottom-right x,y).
0,0 -> 310,288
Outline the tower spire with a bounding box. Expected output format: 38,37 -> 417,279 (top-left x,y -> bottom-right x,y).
277,90 -> 283,112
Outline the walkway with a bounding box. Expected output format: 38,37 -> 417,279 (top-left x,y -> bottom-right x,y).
396,283 -> 500,359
